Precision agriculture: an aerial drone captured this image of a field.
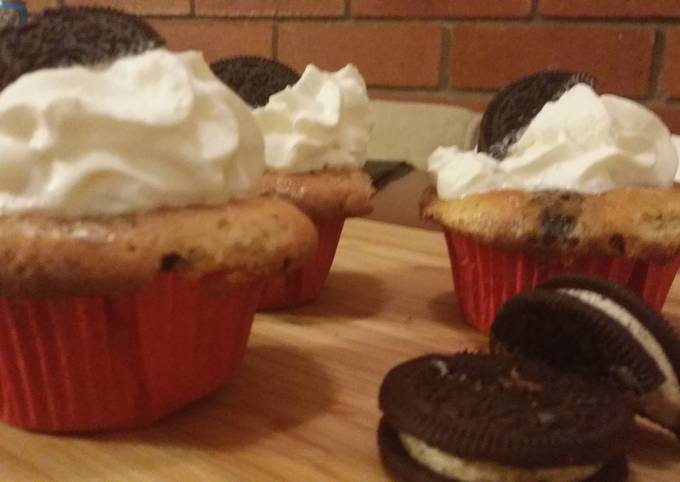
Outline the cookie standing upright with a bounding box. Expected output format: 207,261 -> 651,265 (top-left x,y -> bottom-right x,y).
378,353 -> 633,482
0,6 -> 165,91
211,56 -> 301,108
478,71 -> 594,159
491,274 -> 680,436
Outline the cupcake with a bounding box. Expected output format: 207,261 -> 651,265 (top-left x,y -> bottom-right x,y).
0,8 -> 317,432
422,71 -> 680,333
212,57 -> 375,310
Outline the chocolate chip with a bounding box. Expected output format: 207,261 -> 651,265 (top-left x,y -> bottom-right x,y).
160,252 -> 184,271
609,234 -> 626,255
530,191 -> 584,245
281,256 -> 294,271
540,212 -> 576,245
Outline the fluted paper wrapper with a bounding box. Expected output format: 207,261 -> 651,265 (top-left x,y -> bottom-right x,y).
259,218 -> 344,310
445,233 -> 679,333
628,256 -> 680,311
0,273 -> 261,432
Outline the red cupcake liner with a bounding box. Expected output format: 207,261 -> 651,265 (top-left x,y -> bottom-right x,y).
444,233 -> 680,333
628,257 -> 680,312
0,273 -> 262,432
258,217 -> 345,311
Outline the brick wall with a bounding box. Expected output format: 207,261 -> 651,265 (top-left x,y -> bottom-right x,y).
27,0 -> 680,132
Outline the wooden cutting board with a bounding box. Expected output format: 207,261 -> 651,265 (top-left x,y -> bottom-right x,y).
0,219 -> 678,481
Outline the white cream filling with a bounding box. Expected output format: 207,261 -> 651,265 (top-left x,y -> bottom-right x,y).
399,432 -> 600,482
560,288 -> 680,427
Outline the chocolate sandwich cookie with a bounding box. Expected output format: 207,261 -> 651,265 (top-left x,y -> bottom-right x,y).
478,70 -> 595,159
0,6 -> 164,91
378,353 -> 632,482
210,56 -> 300,107
491,274 -> 680,436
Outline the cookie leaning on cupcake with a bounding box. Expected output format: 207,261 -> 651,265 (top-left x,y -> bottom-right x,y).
492,274 -> 680,437
0,7 -> 317,432
211,57 -> 375,310
422,71 -> 680,333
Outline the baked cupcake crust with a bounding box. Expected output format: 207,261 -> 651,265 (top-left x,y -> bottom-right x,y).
0,196 -> 318,298
422,186 -> 680,260
261,168 -> 374,220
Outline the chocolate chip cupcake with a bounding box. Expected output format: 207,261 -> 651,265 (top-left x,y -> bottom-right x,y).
422,71 -> 680,332
213,57 -> 375,310
0,8 -> 317,432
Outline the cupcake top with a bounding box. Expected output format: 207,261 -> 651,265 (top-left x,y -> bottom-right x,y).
0,8 -> 318,297
422,71 -> 680,259
0,48 -> 264,218
253,64 -> 373,173
428,83 -> 677,199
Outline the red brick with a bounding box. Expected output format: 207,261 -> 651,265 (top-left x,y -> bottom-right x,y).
541,0 -> 680,19
278,23 -> 442,88
353,0 -> 531,18
664,29 -> 680,100
450,25 -> 655,97
25,0 -> 58,13
148,19 -> 272,62
652,106 -> 680,133
195,0 -> 344,17
64,0 -> 190,15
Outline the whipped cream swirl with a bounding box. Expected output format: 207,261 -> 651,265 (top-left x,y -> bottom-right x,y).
429,84 -> 678,198
253,64 -> 373,172
0,49 -> 264,218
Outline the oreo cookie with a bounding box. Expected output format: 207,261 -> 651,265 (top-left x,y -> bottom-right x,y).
478,71 -> 595,159
210,56 -> 300,107
0,6 -> 165,92
378,421 -> 629,482
491,274 -> 680,435
378,353 -> 632,482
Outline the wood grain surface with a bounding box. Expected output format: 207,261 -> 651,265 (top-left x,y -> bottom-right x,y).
0,218 -> 678,481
